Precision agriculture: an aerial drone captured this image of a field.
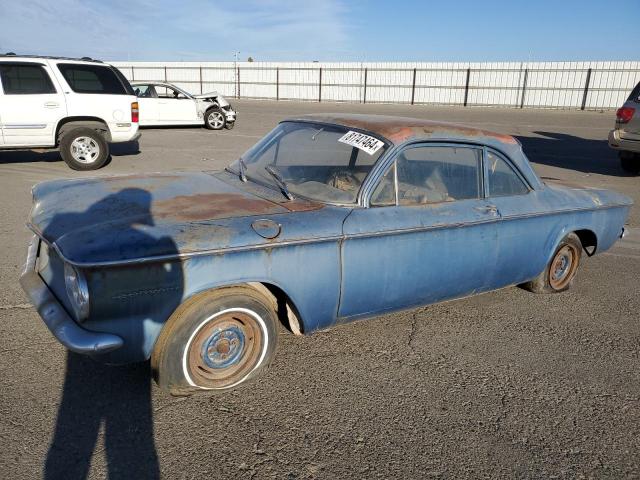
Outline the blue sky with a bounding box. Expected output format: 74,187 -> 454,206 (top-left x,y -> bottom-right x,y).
1,0 -> 638,62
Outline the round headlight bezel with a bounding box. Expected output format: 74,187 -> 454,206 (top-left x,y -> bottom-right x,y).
64,263 -> 90,321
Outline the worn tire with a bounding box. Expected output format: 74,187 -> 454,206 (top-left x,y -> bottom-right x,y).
151,285 -> 278,396
59,127 -> 109,170
522,233 -> 582,294
620,152 -> 640,175
204,107 -> 226,130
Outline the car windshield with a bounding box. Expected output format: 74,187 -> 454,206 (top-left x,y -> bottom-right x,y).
229,121 -> 388,204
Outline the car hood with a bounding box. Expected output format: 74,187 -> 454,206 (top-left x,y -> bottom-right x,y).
29,171 -> 333,266
193,91 -> 219,99
194,92 -> 230,107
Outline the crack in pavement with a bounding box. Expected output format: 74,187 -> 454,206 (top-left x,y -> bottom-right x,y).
0,303 -> 32,310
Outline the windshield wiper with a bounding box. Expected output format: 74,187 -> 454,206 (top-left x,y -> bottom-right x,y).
264,165 -> 294,201
238,157 -> 248,182
225,156 -> 247,182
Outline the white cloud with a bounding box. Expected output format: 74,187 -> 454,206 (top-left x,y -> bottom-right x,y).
0,0 -> 355,61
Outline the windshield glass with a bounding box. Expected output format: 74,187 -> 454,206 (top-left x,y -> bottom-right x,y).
230,121 -> 388,204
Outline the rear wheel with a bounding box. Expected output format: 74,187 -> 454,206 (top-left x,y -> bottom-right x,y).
204,107 -> 226,130
151,285 -> 278,395
59,127 -> 109,170
620,152 -> 640,175
522,233 -> 582,293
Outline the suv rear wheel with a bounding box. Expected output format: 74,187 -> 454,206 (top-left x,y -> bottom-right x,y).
59,127 -> 109,170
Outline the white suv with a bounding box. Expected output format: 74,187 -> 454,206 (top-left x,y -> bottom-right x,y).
0,55 -> 140,170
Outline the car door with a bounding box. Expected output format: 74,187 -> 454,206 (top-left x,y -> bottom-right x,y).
154,85 -> 199,124
134,84 -> 159,125
483,148 -> 551,286
338,143 -> 500,320
0,61 -> 66,146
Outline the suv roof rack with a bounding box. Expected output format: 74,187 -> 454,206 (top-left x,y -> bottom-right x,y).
0,53 -> 103,63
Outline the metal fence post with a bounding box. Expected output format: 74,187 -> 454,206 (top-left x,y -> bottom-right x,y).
276,67 -> 279,101
410,68 -> 417,105
363,68 -> 368,104
199,66 -> 203,94
164,66 -> 167,82
318,68 -> 322,102
581,68 -> 592,111
520,68 -> 529,109
237,66 -> 240,99
131,66 -> 135,81
463,68 -> 471,106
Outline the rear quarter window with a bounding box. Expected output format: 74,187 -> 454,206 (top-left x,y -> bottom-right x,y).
57,63 -> 131,95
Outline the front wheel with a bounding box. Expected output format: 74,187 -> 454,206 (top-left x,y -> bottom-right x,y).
204,107 -> 226,130
522,233 -> 582,293
59,127 -> 109,170
151,286 -> 278,395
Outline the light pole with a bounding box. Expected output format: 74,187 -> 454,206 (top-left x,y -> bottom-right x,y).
234,51 -> 240,98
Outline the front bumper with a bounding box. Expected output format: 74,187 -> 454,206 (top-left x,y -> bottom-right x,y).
609,129 -> 640,153
224,109 -> 237,122
19,236 -> 123,354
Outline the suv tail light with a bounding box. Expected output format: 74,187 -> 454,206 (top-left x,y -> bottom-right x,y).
131,102 -> 139,123
616,106 -> 635,123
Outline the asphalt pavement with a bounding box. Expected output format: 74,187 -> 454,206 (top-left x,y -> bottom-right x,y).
0,100 -> 638,479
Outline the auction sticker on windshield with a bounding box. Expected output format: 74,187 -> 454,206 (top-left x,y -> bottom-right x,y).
338,131 -> 385,155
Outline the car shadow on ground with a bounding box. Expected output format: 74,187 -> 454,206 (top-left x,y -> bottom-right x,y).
42,187 -> 184,479
0,140 -> 140,165
516,131 -> 627,177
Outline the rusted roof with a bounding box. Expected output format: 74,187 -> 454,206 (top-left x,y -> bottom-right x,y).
287,113 -> 518,146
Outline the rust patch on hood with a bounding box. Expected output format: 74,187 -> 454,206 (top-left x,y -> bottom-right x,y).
153,193 -> 284,222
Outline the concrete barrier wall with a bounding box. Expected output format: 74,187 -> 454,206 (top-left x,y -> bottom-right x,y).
112,61 -> 640,110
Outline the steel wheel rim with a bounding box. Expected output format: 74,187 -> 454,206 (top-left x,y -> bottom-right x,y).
184,308 -> 266,389
549,244 -> 579,290
70,136 -> 100,164
208,111 -> 224,128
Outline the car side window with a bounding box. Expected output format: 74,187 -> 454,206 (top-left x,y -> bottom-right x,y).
156,86 -> 188,99
486,151 -> 529,197
57,64 -> 128,94
0,63 -> 56,94
397,145 -> 481,205
134,85 -> 152,97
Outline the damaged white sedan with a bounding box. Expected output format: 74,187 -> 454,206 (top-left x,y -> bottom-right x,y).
131,81 -> 236,130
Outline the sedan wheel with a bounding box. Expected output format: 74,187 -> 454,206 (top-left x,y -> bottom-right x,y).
205,108 -> 226,130
151,285 -> 278,395
548,243 -> 580,290
185,308 -> 268,389
521,233 -> 582,293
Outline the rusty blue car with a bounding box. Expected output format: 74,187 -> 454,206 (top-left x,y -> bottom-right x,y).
21,114 -> 632,394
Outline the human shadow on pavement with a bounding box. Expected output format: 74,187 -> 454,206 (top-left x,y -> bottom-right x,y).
42,187 -> 183,480
516,131 -> 624,177
0,140 -> 140,165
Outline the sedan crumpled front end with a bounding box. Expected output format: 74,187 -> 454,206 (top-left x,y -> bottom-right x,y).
194,92 -> 237,125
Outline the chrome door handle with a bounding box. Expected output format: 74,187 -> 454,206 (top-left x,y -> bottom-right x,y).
44,102 -> 60,108
475,205 -> 499,215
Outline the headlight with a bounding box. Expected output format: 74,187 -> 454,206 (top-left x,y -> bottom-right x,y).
64,263 -> 90,321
